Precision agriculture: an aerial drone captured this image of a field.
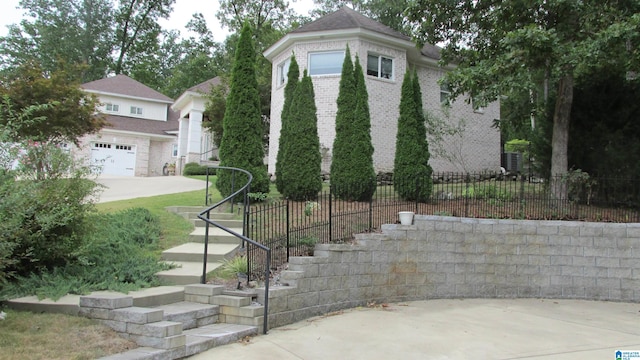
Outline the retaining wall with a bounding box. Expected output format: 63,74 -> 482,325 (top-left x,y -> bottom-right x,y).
258,215 -> 640,329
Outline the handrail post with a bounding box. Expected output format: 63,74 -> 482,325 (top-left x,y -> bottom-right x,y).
201,209 -> 210,284
263,248 -> 270,334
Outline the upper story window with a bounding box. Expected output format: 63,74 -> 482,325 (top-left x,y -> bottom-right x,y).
130,106 -> 143,115
309,51 -> 345,76
277,58 -> 291,87
105,103 -> 119,112
367,54 -> 393,80
440,82 -> 451,106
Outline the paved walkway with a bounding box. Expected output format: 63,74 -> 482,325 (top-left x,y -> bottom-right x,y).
189,298 -> 640,360
95,175 -> 208,203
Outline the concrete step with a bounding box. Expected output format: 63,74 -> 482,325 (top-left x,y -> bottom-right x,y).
183,323 -> 258,357
166,206 -> 241,221
193,218 -> 244,228
128,286 -> 186,307
155,301 -> 220,330
161,243 -> 239,263
157,261 -> 222,285
189,227 -> 244,244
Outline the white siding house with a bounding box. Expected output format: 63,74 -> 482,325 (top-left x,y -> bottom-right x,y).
78,75 -> 179,177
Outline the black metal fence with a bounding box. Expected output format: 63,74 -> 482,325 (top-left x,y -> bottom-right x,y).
245,172 -> 640,279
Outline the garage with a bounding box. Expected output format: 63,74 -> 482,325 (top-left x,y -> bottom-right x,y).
91,142 -> 136,176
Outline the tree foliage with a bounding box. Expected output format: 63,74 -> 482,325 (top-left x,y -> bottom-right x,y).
275,54 -> 300,194
0,61 -> 106,145
406,0 -> 640,185
394,71 -> 433,201
0,96 -> 102,283
0,0 -> 175,83
330,48 -> 375,201
279,70 -> 323,200
216,24 -> 269,199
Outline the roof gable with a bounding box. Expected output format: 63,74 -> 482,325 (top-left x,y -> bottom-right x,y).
81,74 -> 173,103
291,6 -> 411,42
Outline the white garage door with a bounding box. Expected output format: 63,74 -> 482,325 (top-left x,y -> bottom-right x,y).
91,142 -> 136,176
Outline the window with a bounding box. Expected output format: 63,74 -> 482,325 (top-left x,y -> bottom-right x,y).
309,51 -> 345,76
277,58 -> 291,86
172,144 -> 178,157
367,54 -> 393,79
130,106 -> 143,115
105,103 -> 119,112
440,82 -> 451,105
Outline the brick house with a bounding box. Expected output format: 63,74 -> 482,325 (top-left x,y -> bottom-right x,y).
264,7 -> 500,175
78,74 -> 179,176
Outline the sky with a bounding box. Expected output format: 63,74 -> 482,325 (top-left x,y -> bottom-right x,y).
0,0 -> 316,41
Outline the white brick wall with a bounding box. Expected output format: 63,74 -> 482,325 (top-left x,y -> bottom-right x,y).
268,38 -> 501,176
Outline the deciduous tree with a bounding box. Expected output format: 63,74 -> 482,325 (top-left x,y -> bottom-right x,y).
406,0 -> 640,196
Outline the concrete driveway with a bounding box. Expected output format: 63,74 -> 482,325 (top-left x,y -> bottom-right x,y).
189,298 -> 640,360
95,175 -> 208,203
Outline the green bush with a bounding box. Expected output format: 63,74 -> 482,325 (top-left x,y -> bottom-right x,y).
0,208 -> 170,301
183,162 -> 213,176
0,143 -> 100,280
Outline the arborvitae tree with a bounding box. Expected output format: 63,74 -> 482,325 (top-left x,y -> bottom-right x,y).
394,70 -> 432,201
280,71 -> 322,200
330,47 -> 375,201
275,54 -> 300,194
410,70 -> 433,199
216,23 -> 269,199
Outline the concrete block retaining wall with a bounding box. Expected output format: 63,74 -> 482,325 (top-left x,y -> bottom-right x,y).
258,215 -> 640,329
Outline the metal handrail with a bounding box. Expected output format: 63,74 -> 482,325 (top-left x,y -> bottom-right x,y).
198,166 -> 271,334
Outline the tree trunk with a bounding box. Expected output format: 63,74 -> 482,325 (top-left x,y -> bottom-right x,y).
550,73 -> 574,199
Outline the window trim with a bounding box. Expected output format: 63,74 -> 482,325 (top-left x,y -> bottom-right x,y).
440,82 -> 451,106
105,103 -> 119,112
277,58 -> 291,87
366,53 -> 394,80
308,50 -> 345,76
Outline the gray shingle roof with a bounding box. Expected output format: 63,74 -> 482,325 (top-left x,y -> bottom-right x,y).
81,74 -> 173,103
185,76 -> 222,94
102,110 -> 179,136
291,6 -> 411,42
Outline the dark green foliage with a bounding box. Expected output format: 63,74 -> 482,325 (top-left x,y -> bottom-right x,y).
330,48 -> 376,201
216,24 -> 269,200
275,54 -> 300,194
279,71 -> 322,201
533,71 -> 640,179
0,208 -> 169,301
183,162 -> 214,176
394,71 -> 433,201
0,146 -> 100,280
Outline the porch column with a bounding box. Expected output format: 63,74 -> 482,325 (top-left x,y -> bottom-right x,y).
186,110 -> 203,164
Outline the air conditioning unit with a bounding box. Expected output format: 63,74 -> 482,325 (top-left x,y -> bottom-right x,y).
501,152 -> 522,173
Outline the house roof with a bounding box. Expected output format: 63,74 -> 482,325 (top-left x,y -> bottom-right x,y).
102,111 -> 179,137
291,6 -> 411,42
185,76 -> 222,94
81,74 -> 174,103
264,7 -> 441,66
172,76 -> 225,113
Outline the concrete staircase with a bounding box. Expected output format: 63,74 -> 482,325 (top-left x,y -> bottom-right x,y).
160,206 -> 245,285
78,284 -> 263,359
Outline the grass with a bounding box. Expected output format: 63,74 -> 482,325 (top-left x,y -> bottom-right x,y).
0,309 -> 137,360
0,176 -> 221,359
